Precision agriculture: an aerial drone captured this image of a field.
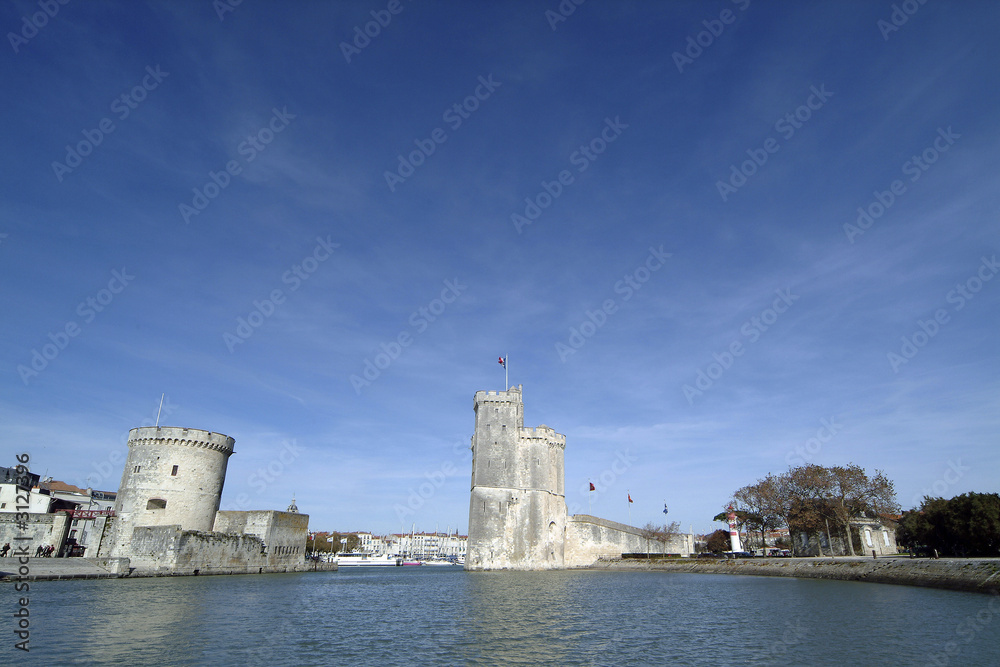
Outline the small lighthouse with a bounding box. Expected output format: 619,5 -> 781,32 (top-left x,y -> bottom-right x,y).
726,505 -> 743,552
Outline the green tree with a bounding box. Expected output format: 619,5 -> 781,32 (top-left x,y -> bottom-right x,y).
896,507 -> 933,553
308,531 -> 360,554
900,493 -> 1000,557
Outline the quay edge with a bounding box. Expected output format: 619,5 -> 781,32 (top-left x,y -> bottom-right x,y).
590,556 -> 1000,596
0,556 -> 337,582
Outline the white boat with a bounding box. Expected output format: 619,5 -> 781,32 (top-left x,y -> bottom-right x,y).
333,551 -> 401,566
419,558 -> 460,566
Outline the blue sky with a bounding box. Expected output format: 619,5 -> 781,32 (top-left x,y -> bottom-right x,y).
2,1 -> 998,536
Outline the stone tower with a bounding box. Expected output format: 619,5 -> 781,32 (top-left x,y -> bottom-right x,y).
466,386 -> 567,570
101,426 -> 235,557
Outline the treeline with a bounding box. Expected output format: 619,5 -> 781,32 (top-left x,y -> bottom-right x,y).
720,463 -> 899,556
306,531 -> 360,553
897,493 -> 1000,557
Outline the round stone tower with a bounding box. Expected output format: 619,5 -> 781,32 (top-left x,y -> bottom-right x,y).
102,426 -> 235,557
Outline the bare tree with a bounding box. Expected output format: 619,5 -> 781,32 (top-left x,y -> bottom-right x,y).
640,521 -> 659,556
827,464 -> 900,556
783,465 -> 841,556
734,480 -> 783,554
659,521 -> 681,555
758,473 -> 795,553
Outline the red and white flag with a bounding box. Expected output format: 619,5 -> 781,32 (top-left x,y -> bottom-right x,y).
628,493 -> 633,503
498,356 -> 506,368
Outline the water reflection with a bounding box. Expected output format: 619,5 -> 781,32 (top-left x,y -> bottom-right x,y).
463,571 -> 579,664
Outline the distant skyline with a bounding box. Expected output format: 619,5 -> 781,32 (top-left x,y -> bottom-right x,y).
2,1 -> 998,536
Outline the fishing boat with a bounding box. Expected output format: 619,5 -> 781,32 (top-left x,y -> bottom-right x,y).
333,551 -> 401,567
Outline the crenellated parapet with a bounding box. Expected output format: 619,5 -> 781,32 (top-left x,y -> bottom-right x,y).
474,387 -> 522,407
519,425 -> 566,449
128,426 -> 235,456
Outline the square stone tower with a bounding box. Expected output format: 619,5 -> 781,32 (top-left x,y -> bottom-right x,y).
465,386 -> 567,570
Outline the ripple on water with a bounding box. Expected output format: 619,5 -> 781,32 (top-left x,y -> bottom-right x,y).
20,567 -> 1000,666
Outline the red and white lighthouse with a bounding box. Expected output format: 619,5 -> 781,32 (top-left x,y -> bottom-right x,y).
726,505 -> 743,552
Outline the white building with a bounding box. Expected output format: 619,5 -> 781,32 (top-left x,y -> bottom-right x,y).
43,483 -> 117,555
392,532 -> 467,560
0,466 -> 50,513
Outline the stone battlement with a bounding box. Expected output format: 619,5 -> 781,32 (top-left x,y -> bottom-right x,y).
519,426 -> 566,447
128,426 -> 235,455
474,386 -> 523,404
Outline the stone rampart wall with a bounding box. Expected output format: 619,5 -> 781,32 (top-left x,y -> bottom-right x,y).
127,514 -> 308,574
175,529 -> 266,572
565,514 -> 693,567
127,525 -> 268,574
0,513 -> 70,554
216,510 -> 308,566
259,511 -> 308,565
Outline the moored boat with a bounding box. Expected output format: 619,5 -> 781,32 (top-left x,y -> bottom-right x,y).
333,552 -> 401,566
419,558 -> 459,566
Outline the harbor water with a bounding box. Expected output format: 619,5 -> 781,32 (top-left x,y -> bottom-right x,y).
16,567 -> 1000,665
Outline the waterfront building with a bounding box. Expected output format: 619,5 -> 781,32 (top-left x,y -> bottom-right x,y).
794,517 -> 898,557
40,482 -> 117,556
357,531 -> 375,551
391,531 -> 467,560
0,469 -> 92,556
0,466 -> 49,513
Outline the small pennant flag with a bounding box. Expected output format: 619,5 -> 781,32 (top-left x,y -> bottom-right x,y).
498,356 -> 506,368
589,482 -> 595,491
628,493 -> 633,503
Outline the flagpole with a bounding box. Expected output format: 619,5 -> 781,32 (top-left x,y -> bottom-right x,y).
155,393 -> 164,427
588,480 -> 592,515
505,354 -> 508,390
627,489 -> 632,526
